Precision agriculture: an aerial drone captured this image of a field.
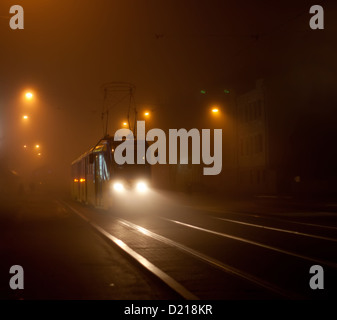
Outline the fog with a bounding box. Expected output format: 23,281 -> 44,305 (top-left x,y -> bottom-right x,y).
0,1 -> 336,196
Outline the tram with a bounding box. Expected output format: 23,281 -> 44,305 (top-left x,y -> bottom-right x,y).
71,135 -> 151,208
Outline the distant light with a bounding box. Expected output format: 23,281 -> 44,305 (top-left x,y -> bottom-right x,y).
113,182 -> 124,192
200,90 -> 206,94
212,108 -> 219,113
37,153 -> 41,156
74,179 -> 79,182
123,122 -> 128,127
144,112 -> 149,116
80,178 -> 86,183
25,92 -> 33,100
136,181 -> 148,193
23,115 -> 28,120
224,89 -> 230,94
35,144 -> 40,149
23,145 -> 27,149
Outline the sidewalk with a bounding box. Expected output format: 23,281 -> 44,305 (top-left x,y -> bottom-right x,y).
0,192 -> 178,299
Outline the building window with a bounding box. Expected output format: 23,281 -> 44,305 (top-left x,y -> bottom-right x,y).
245,138 -> 249,156
250,136 -> 254,155
246,138 -> 249,155
254,135 -> 258,154
257,100 -> 262,118
249,103 -> 253,121
257,134 -> 263,153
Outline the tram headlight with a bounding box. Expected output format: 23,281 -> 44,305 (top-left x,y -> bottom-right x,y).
113,182 -> 124,192
136,181 -> 148,193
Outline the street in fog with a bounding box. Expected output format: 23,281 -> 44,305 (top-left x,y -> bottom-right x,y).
1,188 -> 336,300
1,1 -> 337,302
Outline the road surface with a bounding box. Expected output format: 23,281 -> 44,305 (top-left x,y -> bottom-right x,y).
1,189 -> 336,300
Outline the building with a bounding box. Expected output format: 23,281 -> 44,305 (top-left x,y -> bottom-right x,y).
236,79 -> 276,194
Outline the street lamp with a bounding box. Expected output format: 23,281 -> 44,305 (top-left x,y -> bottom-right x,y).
22,115 -> 29,120
25,92 -> 33,100
211,108 -> 219,113
35,144 -> 40,149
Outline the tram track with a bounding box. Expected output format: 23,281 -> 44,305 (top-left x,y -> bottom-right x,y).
59,200 -> 308,299
59,200 -> 198,300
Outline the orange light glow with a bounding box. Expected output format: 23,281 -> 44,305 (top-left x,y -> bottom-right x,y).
123,122 -> 128,126
80,178 -> 86,183
37,153 -> 41,156
35,144 -> 40,149
23,115 -> 29,120
212,108 -> 219,113
25,92 -> 33,100
144,112 -> 149,116
23,145 -> 27,149
74,179 -> 79,182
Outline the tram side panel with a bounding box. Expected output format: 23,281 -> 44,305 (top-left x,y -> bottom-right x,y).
80,158 -> 86,202
71,161 -> 80,201
93,152 -> 111,209
86,153 -> 96,206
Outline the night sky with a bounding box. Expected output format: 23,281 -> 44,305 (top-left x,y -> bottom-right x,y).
0,0 -> 336,187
